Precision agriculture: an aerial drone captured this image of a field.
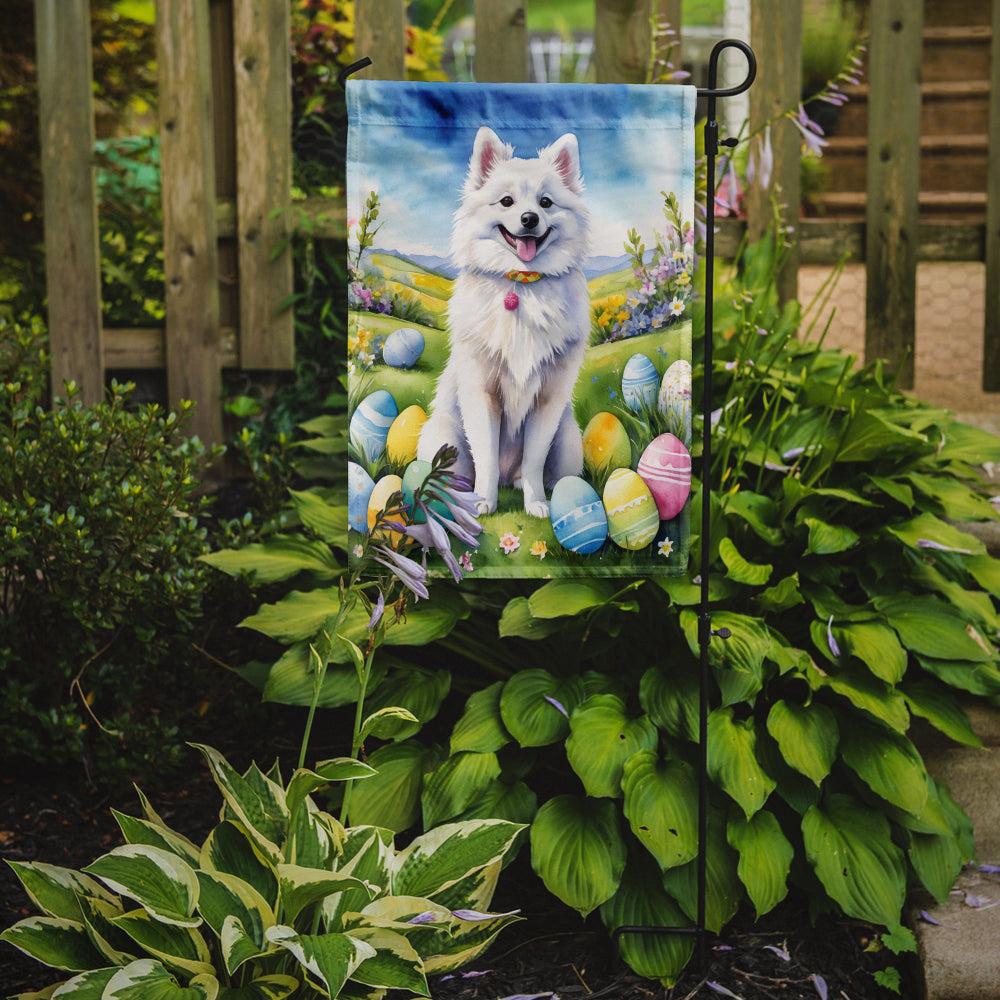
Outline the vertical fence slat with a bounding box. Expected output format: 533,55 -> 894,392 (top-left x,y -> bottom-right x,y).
983,0 -> 1000,390
34,0 -> 103,405
474,0 -> 527,82
658,0 -> 683,74
233,0 -> 294,369
594,0 -> 655,84
746,0 -> 801,304
157,0 -> 222,445
864,0 -> 923,389
355,0 -> 407,80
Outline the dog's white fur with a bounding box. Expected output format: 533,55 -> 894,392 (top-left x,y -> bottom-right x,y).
417,126 -> 591,517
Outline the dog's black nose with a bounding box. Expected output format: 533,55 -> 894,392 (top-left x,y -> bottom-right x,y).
520,211 -> 539,231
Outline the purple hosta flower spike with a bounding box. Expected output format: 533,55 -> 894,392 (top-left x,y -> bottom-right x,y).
367,590 -> 385,631
706,982 -> 743,999
544,695 -> 569,718
827,615 -> 841,658
791,103 -> 829,157
451,908 -> 520,921
407,911 -> 438,925
917,538 -> 973,554
812,974 -> 828,1000
371,545 -> 429,600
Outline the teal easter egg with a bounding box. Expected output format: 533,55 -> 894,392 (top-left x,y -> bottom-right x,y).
621,353 -> 659,411
550,476 -> 608,554
401,459 -> 449,521
658,359 -> 692,445
348,461 -> 375,534
637,433 -> 692,520
603,467 -> 659,550
383,327 -> 425,369
350,389 -> 398,463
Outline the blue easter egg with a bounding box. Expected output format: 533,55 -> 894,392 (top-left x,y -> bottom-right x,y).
621,353 -> 659,411
383,327 -> 425,369
348,462 -> 376,534
549,476 -> 608,555
350,389 -> 398,463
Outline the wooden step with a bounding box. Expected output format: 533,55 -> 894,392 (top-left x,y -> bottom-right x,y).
921,0 -> 992,28
922,25 -> 993,83
813,190 -> 987,222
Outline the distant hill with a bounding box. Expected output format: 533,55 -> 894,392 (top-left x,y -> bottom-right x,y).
366,247 -> 634,281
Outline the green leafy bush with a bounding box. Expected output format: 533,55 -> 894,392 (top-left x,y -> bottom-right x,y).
1,743 -> 524,998
0,317 -> 220,782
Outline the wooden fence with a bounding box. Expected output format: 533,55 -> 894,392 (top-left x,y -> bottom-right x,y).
34,0 -> 1000,445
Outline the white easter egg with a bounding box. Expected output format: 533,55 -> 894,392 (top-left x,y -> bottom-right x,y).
549,476 -> 608,555
621,353 -> 659,412
657,359 -> 692,445
382,327 -> 425,369
637,433 -> 692,520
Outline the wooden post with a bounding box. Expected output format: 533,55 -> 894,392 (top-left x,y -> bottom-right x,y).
474,0 -> 527,83
34,0 -> 104,405
983,0 -> 1000,390
746,0 -> 801,305
656,0 -> 683,79
354,0 -> 407,80
864,0 -> 923,389
594,0 -> 656,84
157,0 -> 223,444
233,0 -> 294,369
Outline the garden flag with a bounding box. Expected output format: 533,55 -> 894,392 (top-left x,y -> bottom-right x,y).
346,81 -> 696,578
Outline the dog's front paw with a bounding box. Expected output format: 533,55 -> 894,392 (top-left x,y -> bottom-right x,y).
475,497 -> 497,516
524,499 -> 550,518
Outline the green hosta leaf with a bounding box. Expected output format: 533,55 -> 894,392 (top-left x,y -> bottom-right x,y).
277,865 -> 374,925
497,596 -> 564,639
191,746 -> 287,863
916,655 -> 1000,697
195,871 -> 273,974
261,644 -> 383,708
803,517 -> 859,556
0,916 -> 107,971
875,594 -> 994,662
911,562 -> 1000,633
360,706 -> 421,742
216,975 -> 299,999
83,846 -> 200,928
967,553 -> 1000,597
905,472 -> 998,522
421,751 -> 502,828
755,573 -> 805,614
765,700 -> 838,786
4,862 -> 118,922
363,667 -> 451,740
346,926 -> 428,994
499,670 -> 584,747
838,718 -> 928,817
707,708 -> 776,819
727,811 -> 793,918
724,490 -> 784,545
886,512 -> 985,556
453,779 -> 538,827
566,695 -> 658,798
450,682 -> 511,754
527,578 -> 619,618
200,535 -> 341,584
661,811 -> 741,933
639,664 -> 699,742
680,610 -> 770,706
103,959 -> 218,999
901,680 -> 982,748
112,812 -> 201,868
835,409 -> 927,463
530,795 -> 626,917
909,827 -> 966,905
810,662 -> 910,732
347,740 -> 442,832
111,908 -> 214,978
599,853 -> 694,987
935,421 -> 1000,465
288,489 -> 349,547
200,822 -> 278,910
265,926 -> 375,998
621,751 -> 699,871
719,537 -> 772,586
802,793 -> 906,926
866,474 -> 914,509
834,621 -> 907,684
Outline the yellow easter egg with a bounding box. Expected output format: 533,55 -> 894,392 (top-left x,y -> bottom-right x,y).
583,411 -> 631,474
603,468 -> 659,550
386,405 -> 428,464
367,474 -> 405,544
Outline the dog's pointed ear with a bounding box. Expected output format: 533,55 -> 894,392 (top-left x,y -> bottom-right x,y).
468,127 -> 513,188
543,133 -> 584,194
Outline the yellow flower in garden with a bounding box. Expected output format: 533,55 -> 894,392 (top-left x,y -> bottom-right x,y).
676,271 -> 691,286
530,539 -> 548,559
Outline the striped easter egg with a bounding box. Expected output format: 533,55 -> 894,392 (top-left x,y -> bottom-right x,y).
350,389 -> 398,463
657,359 -> 692,446
348,461 -> 376,534
637,433 -> 692,520
549,476 -> 608,555
621,353 -> 659,412
603,468 -> 659,550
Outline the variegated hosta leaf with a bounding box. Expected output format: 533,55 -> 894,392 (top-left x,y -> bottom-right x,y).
706,707 -> 776,819
421,906 -> 523,975
565,695 -> 658,799
112,810 -> 202,868
102,958 -> 218,999
200,822 -> 278,910
621,751 -> 699,871
323,829 -> 393,931
110,908 -> 214,979
265,926 -> 375,998
195,870 -> 274,973
421,751 -> 502,829
727,810 -> 793,918
802,793 -> 906,926
344,926 -> 429,995
191,745 -> 287,863
285,760 -> 375,824
450,682 -> 511,754
765,700 -> 838,786
41,966 -> 118,997
425,859 -> 501,916
499,670 -> 585,747
4,861 -> 118,922
78,894 -> 136,966
838,717 -> 929,817
83,846 -> 200,928
391,820 -> 524,901
529,795 -> 626,917
288,802 -> 343,870
0,916 -> 107,971
214,974 -> 299,1000
599,853 -> 694,987
347,740 -> 443,832
277,865 -> 376,925
362,667 -> 452,741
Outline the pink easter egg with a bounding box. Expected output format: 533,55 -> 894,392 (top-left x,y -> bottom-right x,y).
637,433 -> 692,520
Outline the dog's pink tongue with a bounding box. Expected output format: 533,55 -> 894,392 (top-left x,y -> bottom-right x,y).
516,236 -> 537,263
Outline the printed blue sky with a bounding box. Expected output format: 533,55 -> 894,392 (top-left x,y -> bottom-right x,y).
347,80 -> 697,262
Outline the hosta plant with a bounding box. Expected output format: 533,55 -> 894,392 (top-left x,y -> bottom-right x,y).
1,744 -> 523,999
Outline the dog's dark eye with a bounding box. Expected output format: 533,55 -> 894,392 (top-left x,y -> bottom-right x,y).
500,195 -> 514,207
539,196 -> 553,208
